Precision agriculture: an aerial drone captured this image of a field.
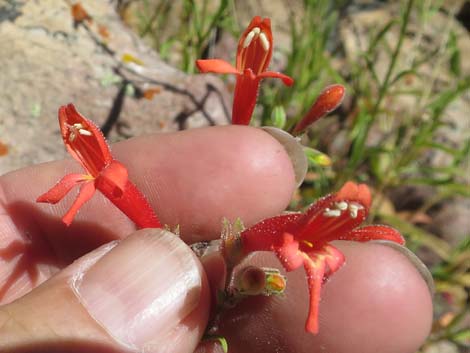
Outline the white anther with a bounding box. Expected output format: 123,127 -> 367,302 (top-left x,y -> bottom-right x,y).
72,123 -> 84,129
252,27 -> 261,35
78,128 -> 92,136
259,32 -> 270,51
243,30 -> 256,48
348,203 -> 363,219
336,201 -> 348,210
323,208 -> 341,217
69,132 -> 76,142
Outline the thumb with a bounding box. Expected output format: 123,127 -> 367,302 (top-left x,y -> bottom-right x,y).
0,229 -> 210,353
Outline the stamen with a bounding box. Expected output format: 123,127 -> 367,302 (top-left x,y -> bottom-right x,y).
69,132 -> 76,142
302,240 -> 314,248
348,203 -> 363,218
259,32 -> 270,51
78,128 -> 92,136
243,30 -> 256,48
73,123 -> 84,129
335,201 -> 348,210
252,27 -> 260,35
323,208 -> 341,217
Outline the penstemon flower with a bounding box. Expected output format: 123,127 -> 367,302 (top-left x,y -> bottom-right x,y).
293,84 -> 345,134
196,16 -> 294,125
225,182 -> 404,334
37,104 -> 161,228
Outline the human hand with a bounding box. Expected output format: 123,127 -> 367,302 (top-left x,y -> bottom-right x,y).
0,126 -> 432,352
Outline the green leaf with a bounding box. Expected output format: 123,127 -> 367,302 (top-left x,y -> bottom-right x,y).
304,147 -> 332,167
452,328 -> 470,347
447,31 -> 461,77
270,105 -> 287,129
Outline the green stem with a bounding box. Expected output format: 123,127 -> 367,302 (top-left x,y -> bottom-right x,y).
371,0 -> 414,118
343,0 -> 414,183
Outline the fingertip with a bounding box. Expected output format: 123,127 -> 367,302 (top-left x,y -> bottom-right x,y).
114,125 -> 296,241
317,241 -> 433,353
215,242 -> 433,353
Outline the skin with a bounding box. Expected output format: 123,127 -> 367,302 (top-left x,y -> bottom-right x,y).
0,126 -> 432,352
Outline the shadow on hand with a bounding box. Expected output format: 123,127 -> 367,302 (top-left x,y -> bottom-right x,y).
0,200 -> 119,302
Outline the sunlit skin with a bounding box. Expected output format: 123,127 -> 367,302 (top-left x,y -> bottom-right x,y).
240,182 -> 405,334
196,16 -> 293,125
37,104 -> 161,228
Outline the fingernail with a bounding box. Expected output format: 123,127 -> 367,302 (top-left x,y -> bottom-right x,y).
261,126 -> 307,187
370,240 -> 434,295
74,229 -> 202,349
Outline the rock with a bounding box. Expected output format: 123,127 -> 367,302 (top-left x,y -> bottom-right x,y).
422,340 -> 459,353
0,0 -> 230,174
428,197 -> 470,246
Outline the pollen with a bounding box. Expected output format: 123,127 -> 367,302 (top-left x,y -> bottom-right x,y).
243,30 -> 256,48
335,201 -> 348,210
66,123 -> 92,142
302,240 -> 314,248
348,203 -> 364,218
323,208 -> 341,217
259,32 -> 270,51
78,128 -> 92,136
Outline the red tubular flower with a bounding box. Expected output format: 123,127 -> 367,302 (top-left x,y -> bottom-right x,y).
196,16 -> 294,125
37,104 -> 161,229
240,182 -> 404,334
293,84 -> 345,134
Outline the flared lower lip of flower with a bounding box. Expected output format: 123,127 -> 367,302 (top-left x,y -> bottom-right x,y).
238,182 -> 405,334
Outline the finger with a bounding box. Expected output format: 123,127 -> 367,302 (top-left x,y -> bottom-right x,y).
0,229 -> 210,353
0,125 -> 297,302
216,242 -> 433,353
0,126 -> 296,245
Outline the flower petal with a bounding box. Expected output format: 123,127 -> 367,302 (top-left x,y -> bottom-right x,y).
96,160 -> 129,198
342,225 -> 405,245
335,182 -> 371,210
293,84 -> 345,133
303,255 -> 326,334
293,189 -> 368,246
236,17 -> 273,74
241,213 -> 302,253
195,59 -> 240,75
258,71 -> 294,86
59,104 -> 112,177
97,178 -> 161,229
231,70 -> 260,125
321,244 -> 345,275
62,181 -> 96,226
273,233 -> 304,271
36,173 -> 89,204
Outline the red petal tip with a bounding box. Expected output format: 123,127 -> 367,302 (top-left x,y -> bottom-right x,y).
293,84 -> 345,133
195,59 -> 239,75
336,182 -> 371,209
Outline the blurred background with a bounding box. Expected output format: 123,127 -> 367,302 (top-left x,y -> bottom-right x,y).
0,1 -> 469,352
